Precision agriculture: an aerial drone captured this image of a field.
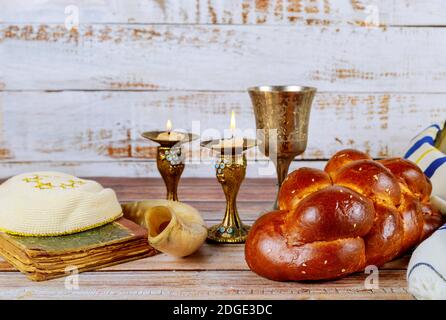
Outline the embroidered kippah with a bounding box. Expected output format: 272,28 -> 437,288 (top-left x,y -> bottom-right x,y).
0,172 -> 123,236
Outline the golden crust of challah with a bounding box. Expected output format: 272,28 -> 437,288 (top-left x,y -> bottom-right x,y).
245,149 -> 443,281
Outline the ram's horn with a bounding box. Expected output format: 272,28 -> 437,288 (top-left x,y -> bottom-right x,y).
122,200 -> 208,257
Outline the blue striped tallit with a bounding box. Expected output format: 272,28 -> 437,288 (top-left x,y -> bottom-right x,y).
407,223 -> 446,299
405,124 -> 446,299
404,123 -> 446,214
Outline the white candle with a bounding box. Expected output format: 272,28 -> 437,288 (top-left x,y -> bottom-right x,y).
156,120 -> 185,141
215,137 -> 245,149
216,111 -> 244,149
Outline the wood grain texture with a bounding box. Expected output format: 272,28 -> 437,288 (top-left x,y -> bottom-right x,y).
0,270 -> 412,300
0,160 -> 326,178
0,1 -> 445,178
0,177 -> 414,299
0,91 -> 443,178
0,243 -> 410,272
1,0 -> 445,26
1,24 -> 446,92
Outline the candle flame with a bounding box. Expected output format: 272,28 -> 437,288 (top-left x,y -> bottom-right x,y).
230,111 -> 236,131
166,119 -> 172,133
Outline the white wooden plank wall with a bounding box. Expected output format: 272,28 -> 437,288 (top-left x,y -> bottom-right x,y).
0,0 -> 445,177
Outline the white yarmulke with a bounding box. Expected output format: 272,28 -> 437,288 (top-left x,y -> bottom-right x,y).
0,172 -> 123,236
407,225 -> 446,300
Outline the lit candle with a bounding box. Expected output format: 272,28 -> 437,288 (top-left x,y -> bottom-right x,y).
156,120 -> 185,141
216,111 -> 244,149
230,110 -> 236,138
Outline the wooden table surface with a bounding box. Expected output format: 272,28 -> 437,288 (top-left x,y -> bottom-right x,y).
0,178 -> 413,300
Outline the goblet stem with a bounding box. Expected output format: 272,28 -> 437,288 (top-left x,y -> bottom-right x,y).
156,146 -> 185,201
207,154 -> 250,243
273,155 -> 295,209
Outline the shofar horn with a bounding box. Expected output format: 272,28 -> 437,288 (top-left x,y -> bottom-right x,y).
122,200 -> 207,257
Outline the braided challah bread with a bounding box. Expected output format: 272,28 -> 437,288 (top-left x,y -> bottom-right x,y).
245,149 -> 443,281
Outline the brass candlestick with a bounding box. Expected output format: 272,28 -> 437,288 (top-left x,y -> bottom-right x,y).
248,85 -> 316,209
201,138 -> 256,243
142,131 -> 198,201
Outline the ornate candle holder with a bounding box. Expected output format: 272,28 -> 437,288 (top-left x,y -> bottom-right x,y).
142,131 -> 198,201
248,85 -> 316,209
201,138 -> 256,243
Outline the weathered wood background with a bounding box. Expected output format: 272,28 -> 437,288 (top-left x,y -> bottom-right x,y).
1,0 -> 445,177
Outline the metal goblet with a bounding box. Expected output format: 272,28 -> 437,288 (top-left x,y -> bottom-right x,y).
248,85 -> 316,209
